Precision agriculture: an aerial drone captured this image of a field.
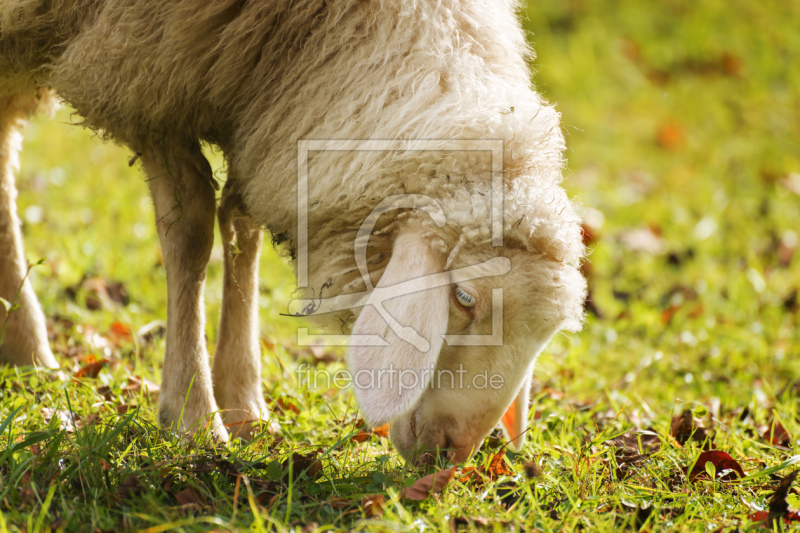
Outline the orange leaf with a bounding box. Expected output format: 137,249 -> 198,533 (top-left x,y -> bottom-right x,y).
373,423 -> 390,438
109,321 -> 132,340
352,430 -> 371,443
487,450 -> 514,478
73,358 -> 109,379
656,121 -> 684,151
402,467 -> 456,500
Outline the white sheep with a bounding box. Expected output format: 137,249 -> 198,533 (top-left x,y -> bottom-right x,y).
0,0 -> 586,464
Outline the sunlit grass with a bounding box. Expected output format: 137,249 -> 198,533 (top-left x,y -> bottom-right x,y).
2,1 -> 799,530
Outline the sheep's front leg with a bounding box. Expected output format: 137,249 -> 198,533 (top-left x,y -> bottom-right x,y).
142,144 -> 227,442
212,182 -> 275,439
0,94 -> 56,368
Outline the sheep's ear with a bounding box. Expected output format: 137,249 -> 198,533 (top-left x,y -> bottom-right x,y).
348,231 -> 449,426
501,373 -> 531,452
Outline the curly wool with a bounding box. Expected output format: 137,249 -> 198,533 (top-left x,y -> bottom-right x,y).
1,0 -> 585,331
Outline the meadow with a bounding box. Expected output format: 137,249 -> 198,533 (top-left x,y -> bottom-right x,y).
2,0 -> 799,530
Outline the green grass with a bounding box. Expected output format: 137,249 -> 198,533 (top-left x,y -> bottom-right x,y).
2,1 -> 800,531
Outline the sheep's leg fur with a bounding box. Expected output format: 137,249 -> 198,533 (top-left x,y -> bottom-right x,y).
141,143 -> 227,442
212,181 -> 274,439
0,91 -> 57,368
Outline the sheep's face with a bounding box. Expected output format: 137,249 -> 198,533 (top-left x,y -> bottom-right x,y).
348,231 -> 583,465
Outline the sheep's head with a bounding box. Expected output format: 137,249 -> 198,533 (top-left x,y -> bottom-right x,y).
348,227 -> 585,465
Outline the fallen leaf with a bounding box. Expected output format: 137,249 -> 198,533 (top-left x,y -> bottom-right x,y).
656,121 -> 685,151
688,450 -> 745,481
373,424 -> 390,438
282,452 -> 323,481
671,409 -> 713,448
487,450 -> 514,478
67,276 -> 129,310
117,474 -> 144,500
275,398 -> 300,415
767,471 -> 800,522
174,487 -> 209,510
73,357 -> 109,379
109,321 -> 132,341
607,430 -> 661,479
523,460 -> 542,479
363,494 -> 385,518
136,320 -> 166,345
326,497 -> 351,510
760,418 -> 791,447
750,471 -> 800,524
495,480 -> 521,508
351,429 -> 372,443
96,385 -> 115,402
450,517 -> 510,529
459,450 -> 514,486
402,467 -> 456,500
122,376 -> 160,397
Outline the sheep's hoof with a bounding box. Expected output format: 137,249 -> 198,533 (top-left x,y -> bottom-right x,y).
224,416 -> 281,441
158,396 -> 229,443
219,402 -> 280,441
0,333 -> 58,369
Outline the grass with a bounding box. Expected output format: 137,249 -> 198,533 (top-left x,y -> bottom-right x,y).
2,0 -> 800,531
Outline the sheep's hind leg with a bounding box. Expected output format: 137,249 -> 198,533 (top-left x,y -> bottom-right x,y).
212,180 -> 276,440
0,92 -> 56,368
142,143 -> 227,442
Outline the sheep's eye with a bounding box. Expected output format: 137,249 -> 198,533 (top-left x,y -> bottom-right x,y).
454,287 -> 476,309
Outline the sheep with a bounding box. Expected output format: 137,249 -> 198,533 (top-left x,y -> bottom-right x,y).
0,0 -> 586,464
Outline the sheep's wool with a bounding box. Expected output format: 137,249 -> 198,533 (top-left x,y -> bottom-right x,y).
1,0 -> 585,333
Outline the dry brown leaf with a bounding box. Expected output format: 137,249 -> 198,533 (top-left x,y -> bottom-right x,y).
117,474 -> 144,500
759,418 -> 791,447
282,452 -> 323,481
402,467 -> 456,500
174,487 -> 209,510
750,471 -> 800,524
122,376 -> 160,397
523,460 -> 542,479
326,497 -> 351,510
373,423 -> 390,438
671,409 -> 713,448
363,494 -> 385,518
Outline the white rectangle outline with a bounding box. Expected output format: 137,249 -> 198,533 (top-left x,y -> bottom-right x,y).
296,139 -> 504,287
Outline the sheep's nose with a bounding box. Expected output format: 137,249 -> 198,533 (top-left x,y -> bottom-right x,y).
413,434 -> 474,466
